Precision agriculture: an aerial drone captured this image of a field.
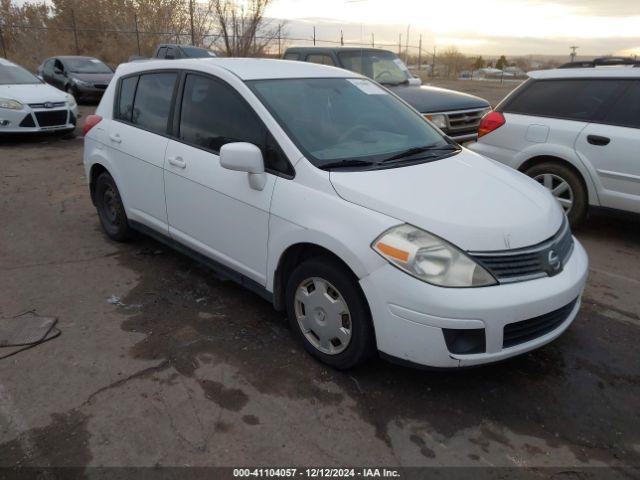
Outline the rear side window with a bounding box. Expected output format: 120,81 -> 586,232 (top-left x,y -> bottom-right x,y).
156,47 -> 167,58
504,79 -> 623,121
131,73 -> 177,134
116,76 -> 138,122
179,74 -> 264,152
602,82 -> 640,129
306,54 -> 335,66
283,53 -> 300,61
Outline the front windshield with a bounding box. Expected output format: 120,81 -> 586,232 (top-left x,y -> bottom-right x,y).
182,46 -> 216,58
338,50 -> 411,85
249,77 -> 450,167
64,58 -> 112,74
0,62 -> 41,85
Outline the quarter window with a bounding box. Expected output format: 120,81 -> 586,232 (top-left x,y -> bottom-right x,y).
283,53 -> 300,61
602,82 -> 640,129
131,72 -> 177,134
116,76 -> 138,122
505,79 -> 624,121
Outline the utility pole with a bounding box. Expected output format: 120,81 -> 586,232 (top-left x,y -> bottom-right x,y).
71,9 -> 80,55
277,24 -> 281,56
398,33 -> 402,56
371,32 -> 374,48
313,26 -> 316,46
431,45 -> 436,78
405,24 -> 410,63
418,34 -> 422,71
134,13 -> 141,56
189,0 -> 195,45
570,45 -> 578,62
0,21 -> 7,59
340,29 -> 344,46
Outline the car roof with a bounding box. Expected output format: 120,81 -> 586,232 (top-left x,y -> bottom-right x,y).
285,46 -> 393,54
115,57 -> 359,81
529,67 -> 639,79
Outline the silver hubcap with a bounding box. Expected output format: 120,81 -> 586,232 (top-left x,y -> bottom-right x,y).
294,277 -> 352,355
534,173 -> 574,213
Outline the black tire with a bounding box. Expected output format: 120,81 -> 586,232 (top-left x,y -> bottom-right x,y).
524,162 -> 588,226
285,256 -> 376,370
95,172 -> 133,242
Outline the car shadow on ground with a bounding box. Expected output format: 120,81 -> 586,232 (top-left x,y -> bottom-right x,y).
101,210 -> 640,465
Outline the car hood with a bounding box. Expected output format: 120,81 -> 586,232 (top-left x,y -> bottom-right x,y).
0,83 -> 69,103
388,85 -> 490,113
70,72 -> 113,84
329,150 -> 563,252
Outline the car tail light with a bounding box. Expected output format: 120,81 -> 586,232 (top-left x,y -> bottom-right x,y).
83,115 -> 103,136
478,111 -> 505,138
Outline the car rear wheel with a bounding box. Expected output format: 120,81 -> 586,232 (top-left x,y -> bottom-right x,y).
285,256 -> 376,369
524,162 -> 587,225
95,172 -> 133,242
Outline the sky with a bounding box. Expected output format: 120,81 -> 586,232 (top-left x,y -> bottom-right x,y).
266,0 -> 640,57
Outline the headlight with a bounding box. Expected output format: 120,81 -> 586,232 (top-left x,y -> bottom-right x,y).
0,98 -> 23,110
425,113 -> 447,129
372,224 -> 497,287
65,93 -> 77,108
73,78 -> 91,87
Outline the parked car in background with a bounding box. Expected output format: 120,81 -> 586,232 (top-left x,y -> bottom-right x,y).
283,47 -> 491,142
0,58 -> 78,135
153,44 -> 216,59
37,56 -> 113,102
83,58 -> 587,370
470,66 -> 640,225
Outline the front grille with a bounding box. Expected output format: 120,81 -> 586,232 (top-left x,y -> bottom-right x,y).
35,110 -> 68,127
28,102 -> 66,109
503,298 -> 578,348
444,108 -> 486,134
469,219 -> 574,284
19,114 -> 36,127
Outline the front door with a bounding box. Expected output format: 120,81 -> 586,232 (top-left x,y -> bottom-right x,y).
163,73 -> 277,285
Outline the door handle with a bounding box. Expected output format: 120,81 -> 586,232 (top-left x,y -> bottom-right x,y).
587,134 -> 610,146
109,133 -> 122,144
168,156 -> 186,169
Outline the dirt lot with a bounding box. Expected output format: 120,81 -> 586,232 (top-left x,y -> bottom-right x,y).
0,103 -> 639,474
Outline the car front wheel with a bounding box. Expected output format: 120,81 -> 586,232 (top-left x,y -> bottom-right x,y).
285,256 -> 376,369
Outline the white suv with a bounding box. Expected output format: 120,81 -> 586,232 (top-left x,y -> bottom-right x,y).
470,67 -> 640,224
83,58 -> 588,369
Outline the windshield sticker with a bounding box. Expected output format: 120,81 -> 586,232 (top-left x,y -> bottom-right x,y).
347,79 -> 387,95
393,58 -> 409,71
90,59 -> 101,63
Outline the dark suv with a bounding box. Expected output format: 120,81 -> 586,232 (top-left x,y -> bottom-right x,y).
153,44 -> 216,59
283,47 -> 490,142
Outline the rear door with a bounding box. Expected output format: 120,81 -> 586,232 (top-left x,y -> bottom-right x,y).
107,71 -> 178,233
163,73 -> 285,285
575,80 -> 640,213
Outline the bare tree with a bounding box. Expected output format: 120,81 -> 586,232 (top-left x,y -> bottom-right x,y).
438,46 -> 466,78
209,0 -> 283,57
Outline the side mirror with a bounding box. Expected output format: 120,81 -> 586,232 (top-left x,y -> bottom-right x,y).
165,53 -> 175,60
219,142 -> 266,191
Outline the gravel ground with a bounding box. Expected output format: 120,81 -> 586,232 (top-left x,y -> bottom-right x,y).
0,102 -> 639,475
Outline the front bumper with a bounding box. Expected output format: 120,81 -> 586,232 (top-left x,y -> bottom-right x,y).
0,104 -> 79,134
360,238 -> 589,368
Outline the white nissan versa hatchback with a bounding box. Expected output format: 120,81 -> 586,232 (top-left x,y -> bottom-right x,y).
83,58 -> 589,369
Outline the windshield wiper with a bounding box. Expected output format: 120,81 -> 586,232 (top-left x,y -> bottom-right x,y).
378,79 -> 409,87
381,144 -> 459,163
319,159 -> 378,170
